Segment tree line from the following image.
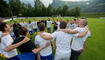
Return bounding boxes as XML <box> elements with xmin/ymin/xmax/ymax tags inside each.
<box><xmin>0</xmin><ymin>0</ymin><xmax>81</xmax><ymax>17</ymax></box>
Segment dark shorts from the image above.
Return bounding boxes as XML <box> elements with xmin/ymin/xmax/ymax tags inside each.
<box><xmin>6</xmin><ymin>55</ymin><xmax>20</xmax><ymax>60</ymax></box>
<box><xmin>29</xmin><ymin>31</ymin><xmax>33</xmax><ymax>35</ymax></box>
<box><xmin>33</xmin><ymin>28</ymin><xmax>37</xmax><ymax>32</ymax></box>
<box><xmin>40</xmin><ymin>53</ymin><xmax>53</xmax><ymax>60</ymax></box>
<box><xmin>20</xmin><ymin>52</ymin><xmax>35</xmax><ymax>60</ymax></box>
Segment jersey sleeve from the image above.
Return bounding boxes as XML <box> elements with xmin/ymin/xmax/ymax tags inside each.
<box><xmin>3</xmin><ymin>37</ymin><xmax>13</xmax><ymax>46</ymax></box>
<box><xmin>35</xmin><ymin>37</ymin><xmax>39</xmax><ymax>45</ymax></box>
<box><xmin>51</xmin><ymin>32</ymin><xmax>57</xmax><ymax>39</ymax></box>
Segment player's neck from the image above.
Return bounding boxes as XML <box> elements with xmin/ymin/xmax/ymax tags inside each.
<box><xmin>79</xmin><ymin>25</ymin><xmax>85</xmax><ymax>28</ymax></box>
<box><xmin>40</xmin><ymin>31</ymin><xmax>45</xmax><ymax>33</ymax></box>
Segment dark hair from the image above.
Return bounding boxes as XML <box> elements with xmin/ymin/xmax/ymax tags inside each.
<box><xmin>38</xmin><ymin>22</ymin><xmax>46</xmax><ymax>31</ymax></box>
<box><xmin>29</xmin><ymin>21</ymin><xmax>31</xmax><ymax>24</ymax></box>
<box><xmin>18</xmin><ymin>27</ymin><xmax>28</xmax><ymax>35</ymax></box>
<box><xmin>0</xmin><ymin>22</ymin><xmax>7</xmax><ymax>32</ymax></box>
<box><xmin>60</xmin><ymin>21</ymin><xmax>67</xmax><ymax>29</ymax></box>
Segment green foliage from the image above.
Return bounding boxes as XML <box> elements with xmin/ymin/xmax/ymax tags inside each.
<box><xmin>0</xmin><ymin>0</ymin><xmax>81</xmax><ymax>17</ymax></box>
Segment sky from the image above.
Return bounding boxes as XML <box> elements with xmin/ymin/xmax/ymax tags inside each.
<box><xmin>5</xmin><ymin>0</ymin><xmax>89</xmax><ymax>7</ymax></box>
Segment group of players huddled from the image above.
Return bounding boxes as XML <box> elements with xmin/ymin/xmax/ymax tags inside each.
<box><xmin>0</xmin><ymin>17</ymin><xmax>91</xmax><ymax>60</ymax></box>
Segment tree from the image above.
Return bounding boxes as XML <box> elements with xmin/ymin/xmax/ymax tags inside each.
<box><xmin>62</xmin><ymin>5</ymin><xmax>69</xmax><ymax>16</ymax></box>
<box><xmin>0</xmin><ymin>0</ymin><xmax>10</xmax><ymax>17</ymax></box>
<box><xmin>8</xmin><ymin>0</ymin><xmax>23</xmax><ymax>16</ymax></box>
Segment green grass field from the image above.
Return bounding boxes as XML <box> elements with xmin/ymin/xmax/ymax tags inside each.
<box><xmin>0</xmin><ymin>17</ymin><xmax>105</xmax><ymax>60</ymax></box>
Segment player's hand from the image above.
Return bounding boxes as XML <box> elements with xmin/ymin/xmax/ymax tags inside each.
<box><xmin>44</xmin><ymin>42</ymin><xmax>50</xmax><ymax>47</ymax></box>
<box><xmin>2</xmin><ymin>32</ymin><xmax>9</xmax><ymax>37</ymax></box>
<box><xmin>82</xmin><ymin>49</ymin><xmax>85</xmax><ymax>54</ymax></box>
<box><xmin>57</xmin><ymin>29</ymin><xmax>63</xmax><ymax>31</ymax></box>
<box><xmin>22</xmin><ymin>37</ymin><xmax>30</xmax><ymax>43</ymax></box>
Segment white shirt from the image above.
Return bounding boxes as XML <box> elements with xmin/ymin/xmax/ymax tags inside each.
<box><xmin>47</xmin><ymin>21</ymin><xmax>52</xmax><ymax>28</ymax></box>
<box><xmin>20</xmin><ymin>22</ymin><xmax>28</xmax><ymax>28</ymax></box>
<box><xmin>32</xmin><ymin>22</ymin><xmax>37</xmax><ymax>29</ymax></box>
<box><xmin>51</xmin><ymin>31</ymin><xmax>78</xmax><ymax>57</ymax></box>
<box><xmin>10</xmin><ymin>27</ymin><xmax>15</xmax><ymax>36</ymax></box>
<box><xmin>0</xmin><ymin>35</ymin><xmax>18</xmax><ymax>58</ymax></box>
<box><xmin>66</xmin><ymin>23</ymin><xmax>71</xmax><ymax>29</ymax></box>
<box><xmin>28</xmin><ymin>23</ymin><xmax>32</xmax><ymax>31</ymax></box>
<box><xmin>70</xmin><ymin>23</ymin><xmax>78</xmax><ymax>29</ymax></box>
<box><xmin>57</xmin><ymin>22</ymin><xmax>60</xmax><ymax>29</ymax></box>
<box><xmin>71</xmin><ymin>27</ymin><xmax>90</xmax><ymax>51</ymax></box>
<box><xmin>35</xmin><ymin>32</ymin><xmax>52</xmax><ymax>56</ymax></box>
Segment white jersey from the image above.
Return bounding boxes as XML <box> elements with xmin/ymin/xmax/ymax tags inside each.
<box><xmin>51</xmin><ymin>31</ymin><xmax>78</xmax><ymax>57</ymax></box>
<box><xmin>66</xmin><ymin>23</ymin><xmax>71</xmax><ymax>29</ymax></box>
<box><xmin>71</xmin><ymin>27</ymin><xmax>90</xmax><ymax>51</ymax></box>
<box><xmin>0</xmin><ymin>34</ymin><xmax>18</xmax><ymax>58</ymax></box>
<box><xmin>47</xmin><ymin>21</ymin><xmax>52</xmax><ymax>28</ymax></box>
<box><xmin>35</xmin><ymin>32</ymin><xmax>52</xmax><ymax>56</ymax></box>
<box><xmin>10</xmin><ymin>27</ymin><xmax>15</xmax><ymax>36</ymax></box>
<box><xmin>32</xmin><ymin>22</ymin><xmax>37</xmax><ymax>29</ymax></box>
<box><xmin>20</xmin><ymin>22</ymin><xmax>28</xmax><ymax>28</ymax></box>
<box><xmin>69</xmin><ymin>23</ymin><xmax>78</xmax><ymax>29</ymax></box>
<box><xmin>57</xmin><ymin>22</ymin><xmax>60</xmax><ymax>29</ymax></box>
<box><xmin>28</xmin><ymin>23</ymin><xmax>32</xmax><ymax>31</ymax></box>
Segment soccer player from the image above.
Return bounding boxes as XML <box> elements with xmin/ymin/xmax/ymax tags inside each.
<box><xmin>58</xmin><ymin>19</ymin><xmax>91</xmax><ymax>60</ymax></box>
<box><xmin>66</xmin><ymin>19</ymin><xmax>71</xmax><ymax>29</ymax></box>
<box><xmin>20</xmin><ymin>19</ymin><xmax>28</xmax><ymax>28</ymax></box>
<box><xmin>38</xmin><ymin>21</ymin><xmax>88</xmax><ymax>60</ymax></box>
<box><xmin>28</xmin><ymin>21</ymin><xmax>33</xmax><ymax>38</ymax></box>
<box><xmin>10</xmin><ymin>24</ymin><xmax>16</xmax><ymax>39</ymax></box>
<box><xmin>52</xmin><ymin>20</ymin><xmax>57</xmax><ymax>32</ymax></box>
<box><xmin>4</xmin><ymin>27</ymin><xmax>50</xmax><ymax>60</ymax></box>
<box><xmin>35</xmin><ymin>22</ymin><xmax>53</xmax><ymax>60</ymax></box>
<box><xmin>56</xmin><ymin>19</ymin><xmax>60</xmax><ymax>29</ymax></box>
<box><xmin>47</xmin><ymin>18</ymin><xmax>52</xmax><ymax>33</ymax></box>
<box><xmin>32</xmin><ymin>19</ymin><xmax>38</xmax><ymax>32</ymax></box>
<box><xmin>13</xmin><ymin>22</ymin><xmax>21</xmax><ymax>38</ymax></box>
<box><xmin>0</xmin><ymin>22</ymin><xmax>31</xmax><ymax>60</ymax></box>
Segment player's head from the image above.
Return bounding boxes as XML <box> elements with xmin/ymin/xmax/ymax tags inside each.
<box><xmin>60</xmin><ymin>21</ymin><xmax>67</xmax><ymax>29</ymax></box>
<box><xmin>21</xmin><ymin>19</ymin><xmax>24</xmax><ymax>22</ymax></box>
<box><xmin>39</xmin><ymin>18</ymin><xmax>41</xmax><ymax>22</ymax></box>
<box><xmin>28</xmin><ymin>21</ymin><xmax>31</xmax><ymax>24</ymax></box>
<box><xmin>18</xmin><ymin>27</ymin><xmax>28</xmax><ymax>36</ymax></box>
<box><xmin>66</xmin><ymin>19</ymin><xmax>69</xmax><ymax>23</ymax></box>
<box><xmin>48</xmin><ymin>17</ymin><xmax>50</xmax><ymax>21</ymax></box>
<box><xmin>38</xmin><ymin>22</ymin><xmax>46</xmax><ymax>32</ymax></box>
<box><xmin>0</xmin><ymin>18</ymin><xmax>4</xmax><ymax>23</ymax></box>
<box><xmin>34</xmin><ymin>18</ymin><xmax>36</xmax><ymax>21</ymax></box>
<box><xmin>0</xmin><ymin>22</ymin><xmax>10</xmax><ymax>32</ymax></box>
<box><xmin>78</xmin><ymin>19</ymin><xmax>88</xmax><ymax>27</ymax></box>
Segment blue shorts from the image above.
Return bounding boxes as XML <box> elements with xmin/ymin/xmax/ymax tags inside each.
<box><xmin>11</xmin><ymin>35</ymin><xmax>16</xmax><ymax>38</ymax></box>
<box><xmin>33</xmin><ymin>28</ymin><xmax>37</xmax><ymax>32</ymax></box>
<box><xmin>29</xmin><ymin>31</ymin><xmax>33</xmax><ymax>35</ymax></box>
<box><xmin>6</xmin><ymin>55</ymin><xmax>20</xmax><ymax>60</ymax></box>
<box><xmin>40</xmin><ymin>53</ymin><xmax>53</xmax><ymax>60</ymax></box>
<box><xmin>20</xmin><ymin>52</ymin><xmax>35</xmax><ymax>60</ymax></box>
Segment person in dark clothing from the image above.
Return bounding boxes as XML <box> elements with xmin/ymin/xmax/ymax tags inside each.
<box><xmin>13</xmin><ymin>22</ymin><xmax>21</xmax><ymax>38</ymax></box>
<box><xmin>52</xmin><ymin>21</ymin><xmax>57</xmax><ymax>32</ymax></box>
<box><xmin>4</xmin><ymin>27</ymin><xmax>50</xmax><ymax>60</ymax></box>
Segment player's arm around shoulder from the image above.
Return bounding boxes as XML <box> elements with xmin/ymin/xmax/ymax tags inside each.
<box><xmin>38</xmin><ymin>32</ymin><xmax>53</xmax><ymax>40</ymax></box>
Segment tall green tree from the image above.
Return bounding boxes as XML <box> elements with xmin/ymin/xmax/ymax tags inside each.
<box><xmin>0</xmin><ymin>0</ymin><xmax>10</xmax><ymax>17</ymax></box>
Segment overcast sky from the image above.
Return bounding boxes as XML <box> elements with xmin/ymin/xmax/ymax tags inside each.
<box><xmin>5</xmin><ymin>0</ymin><xmax>89</xmax><ymax>7</ymax></box>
